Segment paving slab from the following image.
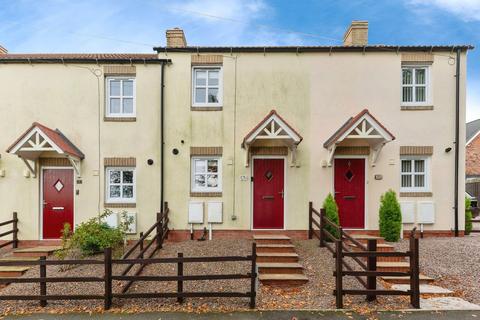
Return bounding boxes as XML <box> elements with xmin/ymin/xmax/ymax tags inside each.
<box><xmin>392</xmin><ymin>284</ymin><xmax>453</xmax><ymax>294</ymax></box>
<box><xmin>420</xmin><ymin>297</ymin><xmax>480</xmax><ymax>310</ymax></box>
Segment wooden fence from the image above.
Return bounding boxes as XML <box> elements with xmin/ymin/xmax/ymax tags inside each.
<box><xmin>0</xmin><ymin>244</ymin><xmax>257</xmax><ymax>309</ymax></box>
<box><xmin>308</xmin><ymin>202</ymin><xmax>420</xmax><ymax>309</ymax></box>
<box><xmin>0</xmin><ymin>212</ymin><xmax>18</xmax><ymax>250</ymax></box>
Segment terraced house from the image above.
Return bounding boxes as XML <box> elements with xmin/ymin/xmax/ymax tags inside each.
<box><xmin>0</xmin><ymin>21</ymin><xmax>473</xmax><ymax>244</ymax></box>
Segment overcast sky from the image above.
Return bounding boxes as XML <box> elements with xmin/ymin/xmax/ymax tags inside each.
<box><xmin>1</xmin><ymin>0</ymin><xmax>478</xmax><ymax>121</ymax></box>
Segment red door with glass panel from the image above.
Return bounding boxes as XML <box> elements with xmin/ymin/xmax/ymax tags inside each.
<box><xmin>253</xmin><ymin>159</ymin><xmax>284</xmax><ymax>229</ymax></box>
<box><xmin>334</xmin><ymin>159</ymin><xmax>365</xmax><ymax>229</ymax></box>
<box><xmin>42</xmin><ymin>169</ymin><xmax>74</xmax><ymax>239</ymax></box>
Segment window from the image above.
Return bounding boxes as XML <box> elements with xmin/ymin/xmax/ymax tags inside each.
<box><xmin>400</xmin><ymin>158</ymin><xmax>429</xmax><ymax>192</ymax></box>
<box><xmin>402</xmin><ymin>67</ymin><xmax>429</xmax><ymax>105</ymax></box>
<box><xmin>106</xmin><ymin>77</ymin><xmax>135</xmax><ymax>117</ymax></box>
<box><xmin>106</xmin><ymin>167</ymin><xmax>136</xmax><ymax>203</ymax></box>
<box><xmin>192</xmin><ymin>67</ymin><xmax>222</xmax><ymax>107</ymax></box>
<box><xmin>191</xmin><ymin>157</ymin><xmax>222</xmax><ymax>192</ymax></box>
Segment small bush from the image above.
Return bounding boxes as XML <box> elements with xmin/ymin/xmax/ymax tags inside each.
<box><xmin>465</xmin><ymin>197</ymin><xmax>473</xmax><ymax>235</ymax></box>
<box><xmin>323</xmin><ymin>193</ymin><xmax>340</xmax><ymax>240</ymax></box>
<box><xmin>58</xmin><ymin>210</ymin><xmax>132</xmax><ymax>257</ymax></box>
<box><xmin>379</xmin><ymin>190</ymin><xmax>402</xmax><ymax>242</ymax></box>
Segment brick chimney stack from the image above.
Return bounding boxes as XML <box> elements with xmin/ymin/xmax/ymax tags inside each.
<box><xmin>343</xmin><ymin>21</ymin><xmax>368</xmax><ymax>46</ymax></box>
<box><xmin>0</xmin><ymin>45</ymin><xmax>7</xmax><ymax>54</ymax></box>
<box><xmin>166</xmin><ymin>28</ymin><xmax>187</xmax><ymax>48</ymax></box>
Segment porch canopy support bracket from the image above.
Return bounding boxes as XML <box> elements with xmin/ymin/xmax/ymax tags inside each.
<box><xmin>21</xmin><ymin>158</ymin><xmax>37</xmax><ymax>178</ymax></box>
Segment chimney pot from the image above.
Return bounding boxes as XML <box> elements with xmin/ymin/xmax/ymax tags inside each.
<box><xmin>0</xmin><ymin>45</ymin><xmax>7</xmax><ymax>54</ymax></box>
<box><xmin>343</xmin><ymin>21</ymin><xmax>368</xmax><ymax>46</ymax></box>
<box><xmin>166</xmin><ymin>28</ymin><xmax>187</xmax><ymax>48</ymax></box>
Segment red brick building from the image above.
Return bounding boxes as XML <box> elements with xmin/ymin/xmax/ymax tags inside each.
<box><xmin>466</xmin><ymin>119</ymin><xmax>480</xmax><ymax>201</ymax></box>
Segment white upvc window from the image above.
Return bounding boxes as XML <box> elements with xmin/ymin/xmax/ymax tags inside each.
<box><xmin>106</xmin><ymin>167</ymin><xmax>136</xmax><ymax>203</ymax></box>
<box><xmin>401</xmin><ymin>66</ymin><xmax>430</xmax><ymax>105</ymax></box>
<box><xmin>192</xmin><ymin>67</ymin><xmax>222</xmax><ymax>107</ymax></box>
<box><xmin>191</xmin><ymin>157</ymin><xmax>222</xmax><ymax>192</ymax></box>
<box><xmin>106</xmin><ymin>77</ymin><xmax>136</xmax><ymax>117</ymax></box>
<box><xmin>400</xmin><ymin>157</ymin><xmax>430</xmax><ymax>192</ymax></box>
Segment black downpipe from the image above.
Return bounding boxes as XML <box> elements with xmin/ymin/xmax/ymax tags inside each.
<box><xmin>160</xmin><ymin>62</ymin><xmax>165</xmax><ymax>212</ymax></box>
<box><xmin>454</xmin><ymin>48</ymin><xmax>461</xmax><ymax>237</ymax></box>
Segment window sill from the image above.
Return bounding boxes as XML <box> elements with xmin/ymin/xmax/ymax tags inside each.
<box><xmin>399</xmin><ymin>192</ymin><xmax>433</xmax><ymax>197</ymax></box>
<box><xmin>400</xmin><ymin>105</ymin><xmax>434</xmax><ymax>111</ymax></box>
<box><xmin>190</xmin><ymin>192</ymin><xmax>222</xmax><ymax>197</ymax></box>
<box><xmin>104</xmin><ymin>203</ymin><xmax>136</xmax><ymax>208</ymax></box>
<box><xmin>104</xmin><ymin>117</ymin><xmax>136</xmax><ymax>122</ymax></box>
<box><xmin>191</xmin><ymin>106</ymin><xmax>223</xmax><ymax>111</ymax></box>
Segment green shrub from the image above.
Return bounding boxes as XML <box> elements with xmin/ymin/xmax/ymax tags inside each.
<box><xmin>59</xmin><ymin>210</ymin><xmax>132</xmax><ymax>257</ymax></box>
<box><xmin>379</xmin><ymin>190</ymin><xmax>402</xmax><ymax>242</ymax></box>
<box><xmin>465</xmin><ymin>197</ymin><xmax>473</xmax><ymax>235</ymax></box>
<box><xmin>323</xmin><ymin>193</ymin><xmax>340</xmax><ymax>240</ymax></box>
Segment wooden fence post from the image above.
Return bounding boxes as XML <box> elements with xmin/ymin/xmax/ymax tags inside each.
<box><xmin>250</xmin><ymin>242</ymin><xmax>257</xmax><ymax>309</ymax></box>
<box><xmin>104</xmin><ymin>247</ymin><xmax>112</xmax><ymax>310</ymax></box>
<box><xmin>177</xmin><ymin>252</ymin><xmax>184</xmax><ymax>303</ymax></box>
<box><xmin>308</xmin><ymin>202</ymin><xmax>313</xmax><ymax>239</ymax></box>
<box><xmin>39</xmin><ymin>256</ymin><xmax>47</xmax><ymax>307</ymax></box>
<box><xmin>157</xmin><ymin>212</ymin><xmax>163</xmax><ymax>248</ymax></box>
<box><xmin>139</xmin><ymin>232</ymin><xmax>144</xmax><ymax>259</ymax></box>
<box><xmin>12</xmin><ymin>212</ymin><xmax>18</xmax><ymax>249</ymax></box>
<box><xmin>335</xmin><ymin>240</ymin><xmax>343</xmax><ymax>309</ymax></box>
<box><xmin>409</xmin><ymin>232</ymin><xmax>420</xmax><ymax>308</ymax></box>
<box><xmin>366</xmin><ymin>239</ymin><xmax>377</xmax><ymax>301</ymax></box>
<box><xmin>319</xmin><ymin>208</ymin><xmax>325</xmax><ymax>247</ymax></box>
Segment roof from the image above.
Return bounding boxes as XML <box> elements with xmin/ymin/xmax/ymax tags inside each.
<box><xmin>0</xmin><ymin>53</ymin><xmax>169</xmax><ymax>64</ymax></box>
<box><xmin>154</xmin><ymin>44</ymin><xmax>474</xmax><ymax>54</ymax></box>
<box><xmin>323</xmin><ymin>109</ymin><xmax>395</xmax><ymax>148</ymax></box>
<box><xmin>467</xmin><ymin>119</ymin><xmax>480</xmax><ymax>145</ymax></box>
<box><xmin>7</xmin><ymin>122</ymin><xmax>84</xmax><ymax>159</ymax></box>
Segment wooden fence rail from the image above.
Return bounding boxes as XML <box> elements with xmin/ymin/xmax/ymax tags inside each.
<box><xmin>0</xmin><ymin>243</ymin><xmax>257</xmax><ymax>309</ymax></box>
<box><xmin>0</xmin><ymin>212</ymin><xmax>18</xmax><ymax>250</ymax></box>
<box><xmin>308</xmin><ymin>201</ymin><xmax>420</xmax><ymax>309</ymax></box>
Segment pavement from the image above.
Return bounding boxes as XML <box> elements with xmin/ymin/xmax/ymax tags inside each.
<box><xmin>4</xmin><ymin>310</ymin><xmax>480</xmax><ymax>320</ymax></box>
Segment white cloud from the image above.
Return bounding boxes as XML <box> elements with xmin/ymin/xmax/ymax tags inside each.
<box><xmin>406</xmin><ymin>0</ymin><xmax>480</xmax><ymax>22</ymax></box>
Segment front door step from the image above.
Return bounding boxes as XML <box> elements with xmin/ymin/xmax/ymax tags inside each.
<box><xmin>259</xmin><ymin>274</ymin><xmax>309</xmax><ymax>286</ymax></box>
<box><xmin>12</xmin><ymin>246</ymin><xmax>61</xmax><ymax>257</ymax></box>
<box><xmin>253</xmin><ymin>235</ymin><xmax>291</xmax><ymax>245</ymax></box>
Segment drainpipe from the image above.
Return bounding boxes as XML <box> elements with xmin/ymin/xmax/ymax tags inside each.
<box><xmin>454</xmin><ymin>47</ymin><xmax>461</xmax><ymax>237</ymax></box>
<box><xmin>160</xmin><ymin>62</ymin><xmax>165</xmax><ymax>211</ymax></box>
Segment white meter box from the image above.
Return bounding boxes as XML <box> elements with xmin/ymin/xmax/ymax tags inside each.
<box><xmin>207</xmin><ymin>201</ymin><xmax>223</xmax><ymax>223</ymax></box>
<box><xmin>417</xmin><ymin>201</ymin><xmax>435</xmax><ymax>224</ymax></box>
<box><xmin>400</xmin><ymin>201</ymin><xmax>415</xmax><ymax>224</ymax></box>
<box><xmin>189</xmin><ymin>202</ymin><xmax>204</xmax><ymax>223</ymax></box>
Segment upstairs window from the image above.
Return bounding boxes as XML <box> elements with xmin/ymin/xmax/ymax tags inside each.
<box><xmin>192</xmin><ymin>67</ymin><xmax>222</xmax><ymax>107</ymax></box>
<box><xmin>400</xmin><ymin>157</ymin><xmax>429</xmax><ymax>192</ymax></box>
<box><xmin>402</xmin><ymin>67</ymin><xmax>429</xmax><ymax>105</ymax></box>
<box><xmin>191</xmin><ymin>157</ymin><xmax>222</xmax><ymax>192</ymax></box>
<box><xmin>106</xmin><ymin>77</ymin><xmax>136</xmax><ymax>117</ymax></box>
<box><xmin>106</xmin><ymin>167</ymin><xmax>136</xmax><ymax>203</ymax></box>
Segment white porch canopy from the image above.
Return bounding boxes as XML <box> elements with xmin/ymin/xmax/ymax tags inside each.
<box><xmin>7</xmin><ymin>122</ymin><xmax>84</xmax><ymax>177</ymax></box>
<box><xmin>242</xmin><ymin>110</ymin><xmax>303</xmax><ymax>166</ymax></box>
<box><xmin>323</xmin><ymin>109</ymin><xmax>395</xmax><ymax>167</ymax></box>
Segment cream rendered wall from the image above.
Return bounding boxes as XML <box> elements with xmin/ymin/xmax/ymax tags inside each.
<box><xmin>0</xmin><ymin>63</ymin><xmax>162</xmax><ymax>240</ymax></box>
<box><xmin>160</xmin><ymin>50</ymin><xmax>467</xmax><ymax>232</ymax></box>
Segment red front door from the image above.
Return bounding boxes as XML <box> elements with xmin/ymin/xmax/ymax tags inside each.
<box><xmin>253</xmin><ymin>159</ymin><xmax>284</xmax><ymax>229</ymax></box>
<box><xmin>334</xmin><ymin>158</ymin><xmax>365</xmax><ymax>229</ymax></box>
<box><xmin>42</xmin><ymin>169</ymin><xmax>74</xmax><ymax>239</ymax></box>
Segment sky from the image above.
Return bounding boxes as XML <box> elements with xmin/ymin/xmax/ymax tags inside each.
<box><xmin>0</xmin><ymin>0</ymin><xmax>479</xmax><ymax>121</ymax></box>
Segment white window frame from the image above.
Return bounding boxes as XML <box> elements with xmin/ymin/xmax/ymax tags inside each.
<box><xmin>191</xmin><ymin>66</ymin><xmax>223</xmax><ymax>108</ymax></box>
<box><xmin>106</xmin><ymin>76</ymin><xmax>136</xmax><ymax>117</ymax></box>
<box><xmin>191</xmin><ymin>157</ymin><xmax>222</xmax><ymax>193</ymax></box>
<box><xmin>106</xmin><ymin>167</ymin><xmax>136</xmax><ymax>203</ymax></box>
<box><xmin>400</xmin><ymin>157</ymin><xmax>430</xmax><ymax>192</ymax></box>
<box><xmin>401</xmin><ymin>66</ymin><xmax>431</xmax><ymax>106</ymax></box>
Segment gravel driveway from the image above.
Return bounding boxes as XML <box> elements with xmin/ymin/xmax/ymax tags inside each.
<box><xmin>392</xmin><ymin>234</ymin><xmax>480</xmax><ymax>305</ymax></box>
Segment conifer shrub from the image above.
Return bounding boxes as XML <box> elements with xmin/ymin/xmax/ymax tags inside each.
<box><xmin>323</xmin><ymin>193</ymin><xmax>340</xmax><ymax>240</ymax></box>
<box><xmin>465</xmin><ymin>197</ymin><xmax>473</xmax><ymax>235</ymax></box>
<box><xmin>379</xmin><ymin>190</ymin><xmax>402</xmax><ymax>242</ymax></box>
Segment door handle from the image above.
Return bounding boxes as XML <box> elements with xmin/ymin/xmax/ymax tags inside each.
<box><xmin>52</xmin><ymin>207</ymin><xmax>65</xmax><ymax>210</ymax></box>
<box><xmin>278</xmin><ymin>189</ymin><xmax>284</xmax><ymax>199</ymax></box>
<box><xmin>262</xmin><ymin>195</ymin><xmax>274</xmax><ymax>200</ymax></box>
<box><xmin>343</xmin><ymin>196</ymin><xmax>356</xmax><ymax>200</ymax></box>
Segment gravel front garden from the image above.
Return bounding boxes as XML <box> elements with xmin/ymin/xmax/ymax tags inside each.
<box><xmin>0</xmin><ymin>236</ymin><xmax>478</xmax><ymax>315</ymax></box>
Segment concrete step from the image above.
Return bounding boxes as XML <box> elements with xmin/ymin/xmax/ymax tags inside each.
<box><xmin>257</xmin><ymin>262</ymin><xmax>304</xmax><ymax>274</ymax></box>
<box><xmin>259</xmin><ymin>273</ymin><xmax>308</xmax><ymax>287</ymax></box>
<box><xmin>256</xmin><ymin>244</ymin><xmax>296</xmax><ymax>253</ymax></box>
<box><xmin>377</xmin><ymin>261</ymin><xmax>410</xmax><ymax>273</ymax></box>
<box><xmin>253</xmin><ymin>235</ymin><xmax>291</xmax><ymax>245</ymax></box>
<box><xmin>0</xmin><ymin>266</ymin><xmax>30</xmax><ymax>277</ymax></box>
<box><xmin>256</xmin><ymin>252</ymin><xmax>299</xmax><ymax>263</ymax></box>
<box><xmin>382</xmin><ymin>274</ymin><xmax>435</xmax><ymax>284</ymax></box>
<box><xmin>12</xmin><ymin>246</ymin><xmax>61</xmax><ymax>258</ymax></box>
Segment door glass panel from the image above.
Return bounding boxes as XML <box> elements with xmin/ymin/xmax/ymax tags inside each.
<box><xmin>54</xmin><ymin>180</ymin><xmax>64</xmax><ymax>192</ymax></box>
<box><xmin>345</xmin><ymin>169</ymin><xmax>354</xmax><ymax>182</ymax></box>
<box><xmin>265</xmin><ymin>170</ymin><xmax>273</xmax><ymax>181</ymax></box>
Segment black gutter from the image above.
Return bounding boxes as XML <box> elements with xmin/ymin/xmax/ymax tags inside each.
<box><xmin>160</xmin><ymin>61</ymin><xmax>166</xmax><ymax>211</ymax></box>
<box><xmin>153</xmin><ymin>45</ymin><xmax>474</xmax><ymax>54</ymax></box>
<box><xmin>454</xmin><ymin>48</ymin><xmax>461</xmax><ymax>237</ymax></box>
<box><xmin>0</xmin><ymin>58</ymin><xmax>170</xmax><ymax>64</ymax></box>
